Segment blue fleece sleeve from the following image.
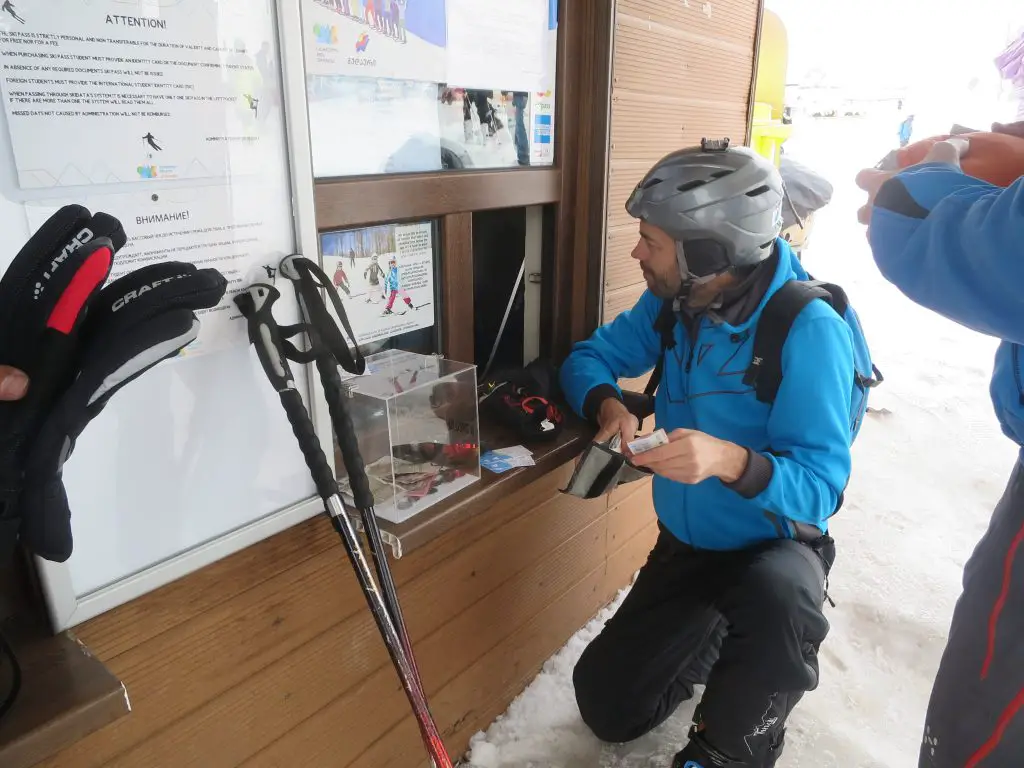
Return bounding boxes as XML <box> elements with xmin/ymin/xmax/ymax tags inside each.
<box><xmin>559</xmin><ymin>291</ymin><xmax>664</xmax><ymax>417</ymax></box>
<box><xmin>747</xmin><ymin>313</ymin><xmax>854</xmax><ymax>528</ymax></box>
<box><xmin>869</xmin><ymin>163</ymin><xmax>1024</xmax><ymax>345</ymax></box>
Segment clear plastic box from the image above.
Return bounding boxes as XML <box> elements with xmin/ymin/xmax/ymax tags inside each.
<box><xmin>336</xmin><ymin>350</ymin><xmax>481</xmax><ymax>524</ymax></box>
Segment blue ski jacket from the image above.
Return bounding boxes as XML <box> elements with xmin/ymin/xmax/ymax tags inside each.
<box><xmin>869</xmin><ymin>162</ymin><xmax>1024</xmax><ymax>458</ymax></box>
<box><xmin>560</xmin><ymin>240</ymin><xmax>855</xmax><ymax>551</ymax></box>
<box><xmin>385</xmin><ymin>266</ymin><xmax>400</xmax><ymax>293</ymax></box>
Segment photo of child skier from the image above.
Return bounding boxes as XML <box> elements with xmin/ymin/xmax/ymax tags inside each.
<box><xmin>333</xmin><ymin>261</ymin><xmax>351</xmax><ymax>296</ymax></box>
<box><xmin>364</xmin><ymin>253</ymin><xmax>387</xmax><ymax>303</ymax></box>
<box><xmin>382</xmin><ymin>255</ymin><xmax>415</xmax><ymax>316</ymax></box>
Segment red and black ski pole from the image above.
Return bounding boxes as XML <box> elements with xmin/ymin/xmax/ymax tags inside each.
<box><xmin>278</xmin><ymin>256</ymin><xmax>433</xmax><ymax>701</ymax></box>
<box><xmin>234</xmin><ymin>282</ymin><xmax>452</xmax><ymax>768</ymax></box>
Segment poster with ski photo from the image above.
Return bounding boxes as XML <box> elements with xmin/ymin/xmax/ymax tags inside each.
<box><xmin>320</xmin><ymin>221</ymin><xmax>435</xmax><ymax>345</ymax></box>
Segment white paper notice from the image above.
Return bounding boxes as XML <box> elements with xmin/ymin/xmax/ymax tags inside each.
<box><xmin>445</xmin><ymin>0</ymin><xmax>547</xmax><ymax>92</ymax></box>
<box><xmin>320</xmin><ymin>221</ymin><xmax>436</xmax><ymax>346</ymax></box>
<box><xmin>0</xmin><ymin>0</ymin><xmax>283</xmax><ymax>190</ymax></box>
<box><xmin>303</xmin><ymin>0</ymin><xmax>447</xmax><ymax>84</ymax></box>
<box><xmin>24</xmin><ymin>180</ymin><xmax>294</xmax><ymax>356</ymax></box>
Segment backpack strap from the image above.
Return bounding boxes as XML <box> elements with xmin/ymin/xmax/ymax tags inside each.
<box><xmin>644</xmin><ymin>299</ymin><xmax>677</xmax><ymax>397</ymax></box>
<box><xmin>744</xmin><ymin>280</ymin><xmax>834</xmax><ymax>403</ymax></box>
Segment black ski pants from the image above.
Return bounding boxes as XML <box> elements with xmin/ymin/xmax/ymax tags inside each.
<box><xmin>574</xmin><ymin>525</ymin><xmax>834</xmax><ymax>763</ymax></box>
<box><xmin>919</xmin><ymin>463</ymin><xmax>1024</xmax><ymax>767</ymax></box>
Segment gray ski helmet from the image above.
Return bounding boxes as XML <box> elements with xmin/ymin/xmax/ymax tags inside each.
<box><xmin>625</xmin><ymin>142</ymin><xmax>785</xmax><ymax>279</ymax></box>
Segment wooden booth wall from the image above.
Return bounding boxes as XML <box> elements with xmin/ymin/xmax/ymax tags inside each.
<box><xmin>36</xmin><ymin>466</ymin><xmax>656</xmax><ymax>768</ymax></box>
<box><xmin>604</xmin><ymin>0</ymin><xmax>764</xmax><ymax>326</ymax></box>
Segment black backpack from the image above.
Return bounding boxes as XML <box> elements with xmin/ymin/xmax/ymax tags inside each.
<box><xmin>625</xmin><ymin>280</ymin><xmax>883</xmax><ymax>436</ymax></box>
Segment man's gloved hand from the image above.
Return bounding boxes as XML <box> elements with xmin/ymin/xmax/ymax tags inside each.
<box><xmin>0</xmin><ymin>205</ymin><xmax>227</xmax><ymax>562</ymax></box>
<box><xmin>0</xmin><ymin>368</ymin><xmax>27</xmax><ymax>401</ymax></box>
<box><xmin>855</xmin><ymin>138</ymin><xmax>970</xmax><ymax>229</ymax></box>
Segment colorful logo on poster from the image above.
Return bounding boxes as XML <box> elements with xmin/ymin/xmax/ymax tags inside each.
<box><xmin>137</xmin><ymin>165</ymin><xmax>158</xmax><ymax>179</ymax></box>
<box><xmin>314</xmin><ymin>23</ymin><xmax>338</xmax><ymax>45</ymax></box>
<box><xmin>347</xmin><ymin>32</ymin><xmax>376</xmax><ymax>68</ymax></box>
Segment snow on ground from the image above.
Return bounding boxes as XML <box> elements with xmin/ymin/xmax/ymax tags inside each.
<box><xmin>464</xmin><ymin>116</ymin><xmax>1021</xmax><ymax>767</ymax></box>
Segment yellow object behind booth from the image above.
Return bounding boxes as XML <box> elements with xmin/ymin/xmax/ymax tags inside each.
<box><xmin>750</xmin><ymin>10</ymin><xmax>790</xmax><ymax>167</ymax></box>
<box><xmin>751</xmin><ymin>103</ymin><xmax>791</xmax><ymax>167</ymax></box>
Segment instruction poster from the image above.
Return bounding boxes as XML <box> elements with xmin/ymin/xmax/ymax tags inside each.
<box><xmin>304</xmin><ymin>0</ymin><xmax>447</xmax><ymax>84</ymax></box>
<box><xmin>0</xmin><ymin>0</ymin><xmax>283</xmax><ymax>190</ymax></box>
<box><xmin>6</xmin><ymin>0</ymin><xmax>296</xmax><ymax>358</ymax></box>
<box><xmin>320</xmin><ymin>221</ymin><xmax>435</xmax><ymax>346</ymax></box>
<box><xmin>23</xmin><ymin>180</ymin><xmax>295</xmax><ymax>357</ymax></box>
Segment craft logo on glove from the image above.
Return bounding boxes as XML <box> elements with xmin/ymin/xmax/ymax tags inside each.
<box><xmin>111</xmin><ymin>273</ymin><xmax>189</xmax><ymax>312</ymax></box>
<box><xmin>32</xmin><ymin>226</ymin><xmax>94</xmax><ymax>300</ymax></box>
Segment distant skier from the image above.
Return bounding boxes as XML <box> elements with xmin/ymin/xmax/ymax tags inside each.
<box><xmin>349</xmin><ymin>247</ymin><xmax>356</xmax><ymax>270</ymax></box>
<box><xmin>142</xmin><ymin>132</ymin><xmax>162</xmax><ymax>152</ymax></box>
<box><xmin>2</xmin><ymin>1</ymin><xmax>26</xmax><ymax>24</ymax></box>
<box><xmin>381</xmin><ymin>256</ymin><xmax>414</xmax><ymax>316</ymax></box>
<box><xmin>898</xmin><ymin>114</ymin><xmax>915</xmax><ymax>148</ymax></box>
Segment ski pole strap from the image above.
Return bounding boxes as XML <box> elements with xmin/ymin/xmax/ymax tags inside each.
<box><xmin>234</xmin><ymin>284</ymin><xmax>338</xmax><ymax>503</ymax></box>
<box><xmin>278</xmin><ymin>256</ymin><xmax>373</xmax><ymax>509</ymax></box>
<box><xmin>280</xmin><ymin>256</ymin><xmax>365</xmax><ymax>376</ymax></box>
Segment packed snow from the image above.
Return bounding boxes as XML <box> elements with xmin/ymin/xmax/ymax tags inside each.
<box><xmin>464</xmin><ymin>116</ymin><xmax>1020</xmax><ymax>767</ymax></box>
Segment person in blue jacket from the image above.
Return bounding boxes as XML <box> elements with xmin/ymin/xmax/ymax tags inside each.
<box><xmin>899</xmin><ymin>113</ymin><xmax>916</xmax><ymax>148</ymax></box>
<box><xmin>857</xmin><ymin>120</ymin><xmax>1024</xmax><ymax>768</ymax></box>
<box><xmin>561</xmin><ymin>144</ymin><xmax>856</xmax><ymax>768</ymax></box>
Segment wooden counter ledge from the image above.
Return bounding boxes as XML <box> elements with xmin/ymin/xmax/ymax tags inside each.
<box><xmin>0</xmin><ymin>615</ymin><xmax>129</xmax><ymax>768</ymax></box>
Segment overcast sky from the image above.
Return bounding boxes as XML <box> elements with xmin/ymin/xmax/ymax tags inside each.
<box><xmin>766</xmin><ymin>0</ymin><xmax>1023</xmax><ymax>93</ymax></box>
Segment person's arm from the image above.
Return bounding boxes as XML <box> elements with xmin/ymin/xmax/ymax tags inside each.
<box><xmin>559</xmin><ymin>290</ymin><xmax>664</xmax><ymax>421</ymax></box>
<box><xmin>869</xmin><ymin>163</ymin><xmax>1024</xmax><ymax>344</ymax></box>
<box><xmin>727</xmin><ymin>313</ymin><xmax>854</xmax><ymax>529</ymax></box>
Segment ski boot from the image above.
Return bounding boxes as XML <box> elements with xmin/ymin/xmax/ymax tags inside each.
<box><xmin>671</xmin><ymin>726</ymin><xmax>785</xmax><ymax>768</ymax></box>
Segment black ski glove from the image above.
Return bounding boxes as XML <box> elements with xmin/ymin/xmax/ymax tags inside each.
<box><xmin>0</xmin><ymin>206</ymin><xmax>227</xmax><ymax>562</ymax></box>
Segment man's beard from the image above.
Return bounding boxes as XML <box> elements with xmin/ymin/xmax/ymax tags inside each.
<box><xmin>642</xmin><ymin>266</ymin><xmax>680</xmax><ymax>299</ymax></box>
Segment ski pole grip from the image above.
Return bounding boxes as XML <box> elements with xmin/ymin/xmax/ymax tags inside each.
<box><xmin>234</xmin><ymin>284</ymin><xmax>294</xmax><ymax>394</ymax></box>
<box><xmin>317</xmin><ymin>357</ymin><xmax>374</xmax><ymax>510</ymax></box>
<box><xmin>280</xmin><ymin>388</ymin><xmax>339</xmax><ymax>502</ymax></box>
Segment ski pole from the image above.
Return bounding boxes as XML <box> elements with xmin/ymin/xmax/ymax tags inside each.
<box><xmin>279</xmin><ymin>255</ymin><xmax>433</xmax><ymax>705</ymax></box>
<box><xmin>234</xmin><ymin>284</ymin><xmax>452</xmax><ymax>768</ymax></box>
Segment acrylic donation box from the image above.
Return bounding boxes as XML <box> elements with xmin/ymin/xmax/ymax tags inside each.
<box><xmin>339</xmin><ymin>350</ymin><xmax>481</xmax><ymax>523</ymax></box>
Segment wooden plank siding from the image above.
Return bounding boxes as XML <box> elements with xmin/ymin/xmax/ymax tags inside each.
<box><xmin>603</xmin><ymin>0</ymin><xmax>761</xmax><ymax>323</ymax></box>
<box><xmin>37</xmin><ymin>464</ymin><xmax>657</xmax><ymax>768</ymax></box>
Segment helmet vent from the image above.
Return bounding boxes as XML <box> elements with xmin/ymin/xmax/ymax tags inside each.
<box><xmin>676</xmin><ymin>180</ymin><xmax>707</xmax><ymax>192</ymax></box>
<box><xmin>641</xmin><ymin>177</ymin><xmax>662</xmax><ymax>189</ymax></box>
<box><xmin>710</xmin><ymin>170</ymin><xmax>734</xmax><ymax>179</ymax></box>
<box><xmin>745</xmin><ymin>184</ymin><xmax>771</xmax><ymax>197</ymax></box>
